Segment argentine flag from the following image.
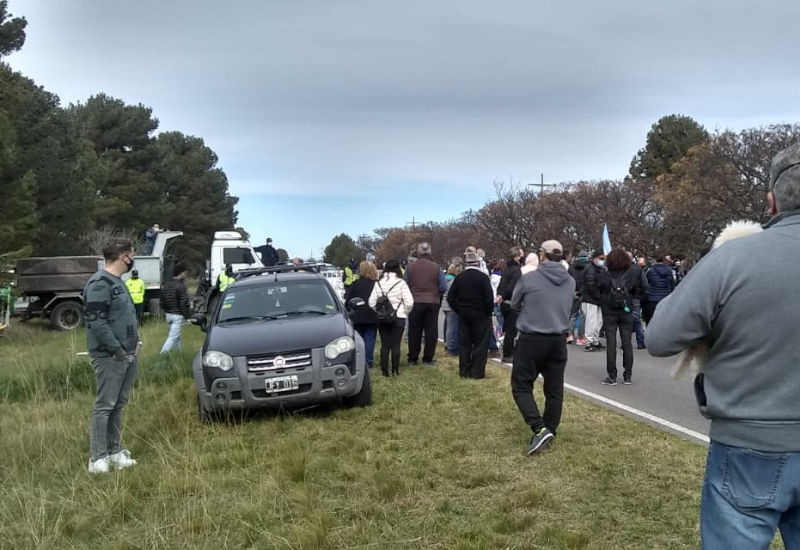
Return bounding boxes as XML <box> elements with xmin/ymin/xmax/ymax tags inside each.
<box><xmin>602</xmin><ymin>224</ymin><xmax>612</xmax><ymax>255</ymax></box>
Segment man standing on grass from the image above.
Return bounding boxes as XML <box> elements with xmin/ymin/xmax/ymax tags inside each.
<box><xmin>510</xmin><ymin>240</ymin><xmax>575</xmax><ymax>455</ymax></box>
<box><xmin>446</xmin><ymin>252</ymin><xmax>494</xmax><ymax>379</ymax></box>
<box><xmin>160</xmin><ymin>264</ymin><xmax>191</xmax><ymax>354</ymax></box>
<box><xmin>405</xmin><ymin>242</ymin><xmax>447</xmax><ymax>365</ymax></box>
<box><xmin>647</xmin><ymin>142</ymin><xmax>800</xmax><ymax>549</ymax></box>
<box><xmin>83</xmin><ymin>239</ymin><xmax>140</xmax><ymax>474</ymax></box>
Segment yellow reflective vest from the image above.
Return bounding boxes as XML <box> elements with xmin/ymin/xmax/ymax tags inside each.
<box><xmin>125</xmin><ymin>277</ymin><xmax>145</xmax><ymax>304</ymax></box>
<box><xmin>218</xmin><ymin>272</ymin><xmax>235</xmax><ymax>292</ymax></box>
<box><xmin>344</xmin><ymin>266</ymin><xmax>359</xmax><ymax>286</ymax></box>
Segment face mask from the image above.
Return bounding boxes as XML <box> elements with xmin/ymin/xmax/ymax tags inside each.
<box><xmin>596</xmin><ymin>259</ymin><xmax>605</xmax><ymax>268</ymax></box>
<box><xmin>123</xmin><ymin>255</ymin><xmax>134</xmax><ymax>273</ymax></box>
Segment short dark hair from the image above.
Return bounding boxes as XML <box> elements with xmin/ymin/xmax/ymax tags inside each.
<box><xmin>510</xmin><ymin>245</ymin><xmax>523</xmax><ymax>258</ymax></box>
<box><xmin>102</xmin><ymin>239</ymin><xmax>133</xmax><ymax>262</ymax></box>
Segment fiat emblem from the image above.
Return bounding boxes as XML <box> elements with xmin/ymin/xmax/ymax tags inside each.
<box><xmin>273</xmin><ymin>356</ymin><xmax>286</xmax><ymax>368</ymax></box>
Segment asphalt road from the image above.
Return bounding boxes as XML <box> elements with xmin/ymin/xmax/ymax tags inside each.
<box><xmin>437</xmin><ymin>312</ymin><xmax>710</xmax><ymax>444</ymax></box>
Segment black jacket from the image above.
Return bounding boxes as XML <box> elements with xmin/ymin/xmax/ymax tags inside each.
<box><xmin>497</xmin><ymin>257</ymin><xmax>522</xmax><ymax>302</ymax></box>
<box><xmin>254</xmin><ymin>244</ymin><xmax>279</xmax><ymax>266</ymax></box>
<box><xmin>581</xmin><ymin>262</ymin><xmax>604</xmax><ymax>305</ymax></box>
<box><xmin>344</xmin><ymin>277</ymin><xmax>377</xmax><ymax>325</ymax></box>
<box><xmin>161</xmin><ymin>278</ymin><xmax>190</xmax><ymax>317</ymax></box>
<box><xmin>597</xmin><ymin>267</ymin><xmax>642</xmax><ymax>313</ymax></box>
<box><xmin>568</xmin><ymin>261</ymin><xmax>589</xmax><ymax>297</ymax></box>
<box><xmin>447</xmin><ymin>268</ymin><xmax>494</xmax><ymax>316</ymax></box>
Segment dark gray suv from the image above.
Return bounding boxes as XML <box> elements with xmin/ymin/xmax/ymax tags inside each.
<box><xmin>193</xmin><ymin>265</ymin><xmax>371</xmax><ymax>421</ymax></box>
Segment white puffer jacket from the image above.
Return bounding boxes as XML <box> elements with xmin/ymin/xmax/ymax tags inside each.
<box><xmin>368</xmin><ymin>273</ymin><xmax>414</xmax><ymax>319</ymax></box>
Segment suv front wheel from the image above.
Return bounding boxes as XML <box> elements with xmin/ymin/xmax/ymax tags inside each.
<box><xmin>343</xmin><ymin>368</ymin><xmax>372</xmax><ymax>408</ymax></box>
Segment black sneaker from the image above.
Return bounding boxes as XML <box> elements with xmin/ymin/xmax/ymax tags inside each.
<box><xmin>422</xmin><ymin>360</ymin><xmax>436</xmax><ymax>366</ymax></box>
<box><xmin>622</xmin><ymin>377</ymin><xmax>632</xmax><ymax>385</ymax></box>
<box><xmin>584</xmin><ymin>344</ymin><xmax>600</xmax><ymax>352</ymax></box>
<box><xmin>502</xmin><ymin>356</ymin><xmax>514</xmax><ymax>363</ymax></box>
<box><xmin>595</xmin><ymin>343</ymin><xmax>606</xmax><ymax>350</ymax></box>
<box><xmin>601</xmin><ymin>377</ymin><xmax>618</xmax><ymax>386</ymax></box>
<box><xmin>408</xmin><ymin>360</ymin><xmax>419</xmax><ymax>366</ymax></box>
<box><xmin>637</xmin><ymin>343</ymin><xmax>646</xmax><ymax>350</ymax></box>
<box><xmin>525</xmin><ymin>427</ymin><xmax>554</xmax><ymax>456</ymax></box>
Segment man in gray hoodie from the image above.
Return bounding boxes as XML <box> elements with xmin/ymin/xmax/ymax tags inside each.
<box><xmin>647</xmin><ymin>142</ymin><xmax>800</xmax><ymax>549</ymax></box>
<box><xmin>510</xmin><ymin>240</ymin><xmax>575</xmax><ymax>456</ymax></box>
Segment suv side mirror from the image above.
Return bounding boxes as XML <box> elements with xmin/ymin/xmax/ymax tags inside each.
<box><xmin>347</xmin><ymin>297</ymin><xmax>365</xmax><ymax>310</ymax></box>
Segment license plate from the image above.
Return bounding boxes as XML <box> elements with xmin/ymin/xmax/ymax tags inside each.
<box><xmin>266</xmin><ymin>375</ymin><xmax>299</xmax><ymax>393</ymax></box>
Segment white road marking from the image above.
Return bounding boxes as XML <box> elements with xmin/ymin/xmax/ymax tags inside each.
<box><xmin>437</xmin><ymin>334</ymin><xmax>709</xmax><ymax>444</ymax></box>
<box><xmin>491</xmin><ymin>357</ymin><xmax>709</xmax><ymax>444</ymax></box>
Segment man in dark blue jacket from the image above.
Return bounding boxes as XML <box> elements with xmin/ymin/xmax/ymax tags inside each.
<box><xmin>642</xmin><ymin>255</ymin><xmax>675</xmax><ymax>324</ymax></box>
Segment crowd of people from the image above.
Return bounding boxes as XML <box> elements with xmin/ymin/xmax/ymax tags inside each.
<box><xmin>82</xmin><ymin>143</ymin><xmax>800</xmax><ymax>548</ymax></box>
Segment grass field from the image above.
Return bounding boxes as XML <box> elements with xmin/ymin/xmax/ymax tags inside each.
<box><xmin>0</xmin><ymin>320</ymin><xmax>784</xmax><ymax>549</ymax></box>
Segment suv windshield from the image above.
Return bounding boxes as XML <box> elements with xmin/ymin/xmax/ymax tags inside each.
<box><xmin>217</xmin><ymin>280</ymin><xmax>339</xmax><ymax>323</ymax></box>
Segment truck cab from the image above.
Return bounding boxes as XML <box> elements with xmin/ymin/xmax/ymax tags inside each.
<box><xmin>207</xmin><ymin>231</ymin><xmax>264</xmax><ymax>286</ymax></box>
<box><xmin>195</xmin><ymin>231</ymin><xmax>264</xmax><ymax>316</ymax></box>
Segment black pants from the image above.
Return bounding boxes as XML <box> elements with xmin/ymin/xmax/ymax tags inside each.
<box><xmin>134</xmin><ymin>303</ymin><xmax>144</xmax><ymax>325</ymax></box>
<box><xmin>501</xmin><ymin>303</ymin><xmax>519</xmax><ymax>358</ymax></box>
<box><xmin>603</xmin><ymin>310</ymin><xmax>633</xmax><ymax>380</ymax></box>
<box><xmin>511</xmin><ymin>332</ymin><xmax>567</xmax><ymax>435</ymax></box>
<box><xmin>378</xmin><ymin>319</ymin><xmax>405</xmax><ymax>374</ymax></box>
<box><xmin>407</xmin><ymin>302</ymin><xmax>440</xmax><ymax>362</ymax></box>
<box><xmin>642</xmin><ymin>300</ymin><xmax>660</xmax><ymax>325</ymax></box>
<box><xmin>458</xmin><ymin>310</ymin><xmax>491</xmax><ymax>379</ymax></box>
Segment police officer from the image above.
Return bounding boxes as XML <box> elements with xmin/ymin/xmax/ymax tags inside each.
<box><xmin>125</xmin><ymin>269</ymin><xmax>145</xmax><ymax>324</ymax></box>
<box><xmin>343</xmin><ymin>259</ymin><xmax>360</xmax><ymax>293</ymax></box>
<box><xmin>216</xmin><ymin>264</ymin><xmax>235</xmax><ymax>293</ymax></box>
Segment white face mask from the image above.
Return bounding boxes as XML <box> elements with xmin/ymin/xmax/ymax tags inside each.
<box><xmin>596</xmin><ymin>259</ymin><xmax>605</xmax><ymax>268</ymax></box>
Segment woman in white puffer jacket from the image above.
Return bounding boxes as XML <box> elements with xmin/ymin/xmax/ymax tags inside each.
<box><xmin>368</xmin><ymin>259</ymin><xmax>414</xmax><ymax>376</ymax></box>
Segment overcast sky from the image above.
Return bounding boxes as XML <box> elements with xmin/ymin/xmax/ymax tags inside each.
<box><xmin>8</xmin><ymin>0</ymin><xmax>800</xmax><ymax>258</ymax></box>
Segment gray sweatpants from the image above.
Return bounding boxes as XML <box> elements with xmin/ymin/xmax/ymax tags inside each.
<box><xmin>89</xmin><ymin>355</ymin><xmax>138</xmax><ymax>461</ymax></box>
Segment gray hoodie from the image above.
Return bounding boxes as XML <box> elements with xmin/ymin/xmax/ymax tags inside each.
<box><xmin>510</xmin><ymin>260</ymin><xmax>575</xmax><ymax>335</ymax></box>
<box><xmin>646</xmin><ymin>210</ymin><xmax>800</xmax><ymax>452</ymax></box>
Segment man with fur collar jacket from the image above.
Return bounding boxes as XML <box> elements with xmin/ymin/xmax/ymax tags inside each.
<box><xmin>646</xmin><ymin>142</ymin><xmax>800</xmax><ymax>549</ymax></box>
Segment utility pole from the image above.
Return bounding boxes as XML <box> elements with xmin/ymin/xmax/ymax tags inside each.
<box><xmin>405</xmin><ymin>217</ymin><xmax>416</xmax><ymax>231</ymax></box>
<box><xmin>528</xmin><ymin>173</ymin><xmax>556</xmax><ymax>195</ymax></box>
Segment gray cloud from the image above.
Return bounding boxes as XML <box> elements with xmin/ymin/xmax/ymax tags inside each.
<box><xmin>9</xmin><ymin>0</ymin><xmax>800</xmax><ymax>199</ymax></box>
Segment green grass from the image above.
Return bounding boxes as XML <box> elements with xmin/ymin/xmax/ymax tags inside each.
<box><xmin>0</xmin><ymin>321</ymin><xmax>785</xmax><ymax>549</ymax></box>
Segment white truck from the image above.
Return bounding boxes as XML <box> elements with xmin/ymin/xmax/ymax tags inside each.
<box><xmin>194</xmin><ymin>231</ymin><xmax>265</xmax><ymax>315</ymax></box>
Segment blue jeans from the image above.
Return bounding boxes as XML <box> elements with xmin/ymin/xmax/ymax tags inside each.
<box><xmin>160</xmin><ymin>313</ymin><xmax>184</xmax><ymax>354</ymax></box>
<box><xmin>701</xmin><ymin>440</ymin><xmax>800</xmax><ymax>549</ymax></box>
<box><xmin>444</xmin><ymin>311</ymin><xmax>459</xmax><ymax>354</ymax></box>
<box><xmin>354</xmin><ymin>323</ymin><xmax>377</xmax><ymax>368</ymax></box>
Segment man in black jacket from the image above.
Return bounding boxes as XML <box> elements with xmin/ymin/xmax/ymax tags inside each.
<box><xmin>160</xmin><ymin>264</ymin><xmax>191</xmax><ymax>354</ymax></box>
<box><xmin>581</xmin><ymin>249</ymin><xmax>606</xmax><ymax>352</ymax></box>
<box><xmin>447</xmin><ymin>252</ymin><xmax>495</xmax><ymax>379</ymax></box>
<box><xmin>254</xmin><ymin>237</ymin><xmax>279</xmax><ymax>266</ymax></box>
<box><xmin>496</xmin><ymin>245</ymin><xmax>524</xmax><ymax>363</ymax></box>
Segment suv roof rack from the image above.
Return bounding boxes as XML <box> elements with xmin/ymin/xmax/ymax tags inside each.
<box><xmin>235</xmin><ymin>263</ymin><xmax>323</xmax><ymax>280</ymax></box>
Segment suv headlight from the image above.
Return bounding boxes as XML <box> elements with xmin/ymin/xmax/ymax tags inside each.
<box><xmin>325</xmin><ymin>336</ymin><xmax>355</xmax><ymax>360</ymax></box>
<box><xmin>203</xmin><ymin>351</ymin><xmax>234</xmax><ymax>371</ymax></box>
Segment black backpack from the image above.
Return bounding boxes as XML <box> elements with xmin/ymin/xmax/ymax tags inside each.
<box><xmin>609</xmin><ymin>272</ymin><xmax>631</xmax><ymax>311</ymax></box>
<box><xmin>374</xmin><ymin>281</ymin><xmax>401</xmax><ymax>324</ymax></box>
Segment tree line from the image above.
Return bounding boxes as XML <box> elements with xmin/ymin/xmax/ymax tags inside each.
<box><xmin>327</xmin><ymin>115</ymin><xmax>800</xmax><ymax>268</ymax></box>
<box><xmin>0</xmin><ymin>2</ymin><xmax>239</xmax><ymax>276</ymax></box>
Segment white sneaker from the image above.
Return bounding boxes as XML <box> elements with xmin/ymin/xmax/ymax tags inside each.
<box><xmin>88</xmin><ymin>457</ymin><xmax>112</xmax><ymax>474</ymax></box>
<box><xmin>108</xmin><ymin>449</ymin><xmax>137</xmax><ymax>469</ymax></box>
